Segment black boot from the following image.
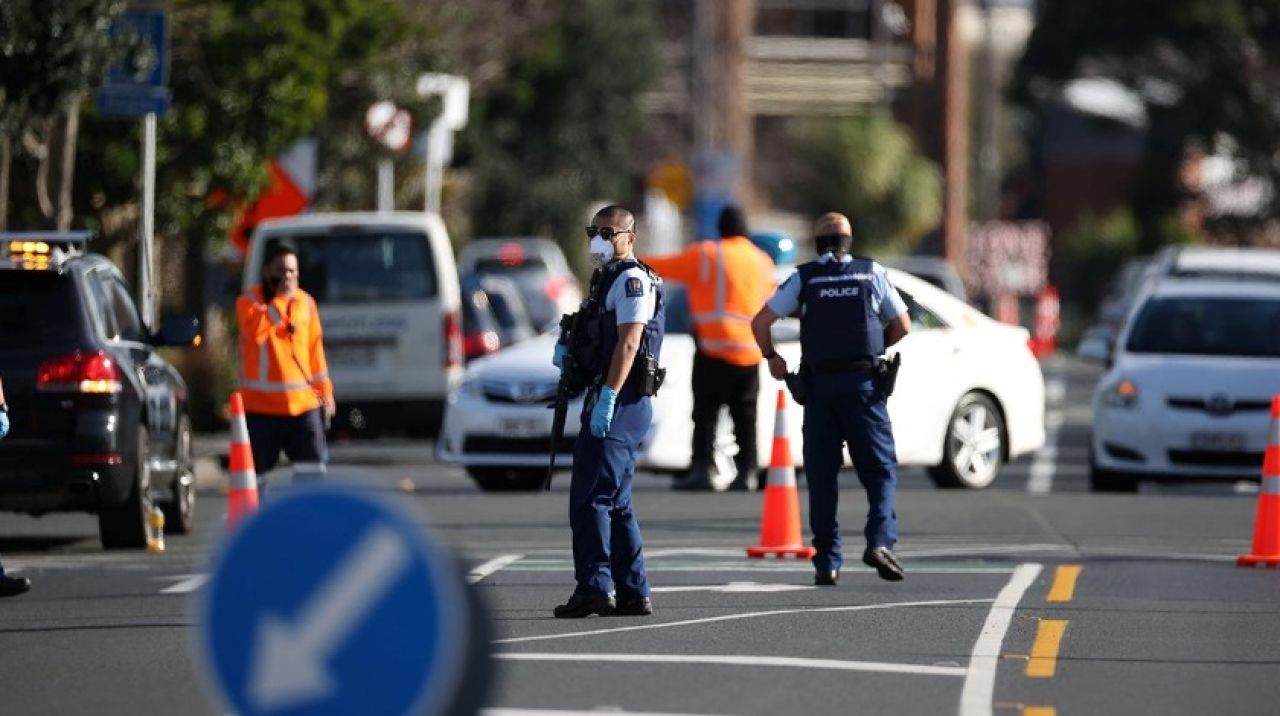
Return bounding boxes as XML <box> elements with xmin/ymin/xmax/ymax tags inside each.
<box><xmin>672</xmin><ymin>460</ymin><xmax>715</xmax><ymax>491</ymax></box>
<box><xmin>553</xmin><ymin>590</ymin><xmax>616</xmax><ymax>618</ymax></box>
<box><xmin>0</xmin><ymin>574</ymin><xmax>31</xmax><ymax>598</ymax></box>
<box><xmin>727</xmin><ymin>458</ymin><xmax>759</xmax><ymax>492</ymax></box>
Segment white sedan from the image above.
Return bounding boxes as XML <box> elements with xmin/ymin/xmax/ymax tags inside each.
<box><xmin>1086</xmin><ymin>277</ymin><xmax>1280</xmax><ymax>491</ymax></box>
<box><xmin>437</xmin><ymin>268</ymin><xmax>1046</xmax><ymax>491</ymax></box>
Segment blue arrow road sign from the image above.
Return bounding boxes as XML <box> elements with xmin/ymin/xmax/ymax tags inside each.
<box><xmin>201</xmin><ymin>487</ymin><xmax>469</xmax><ymax>716</ymax></box>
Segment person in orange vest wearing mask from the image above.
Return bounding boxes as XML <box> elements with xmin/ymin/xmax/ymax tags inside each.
<box><xmin>643</xmin><ymin>205</ymin><xmax>775</xmax><ymax>491</ymax></box>
<box><xmin>235</xmin><ymin>243</ymin><xmax>335</xmax><ymax>491</ymax></box>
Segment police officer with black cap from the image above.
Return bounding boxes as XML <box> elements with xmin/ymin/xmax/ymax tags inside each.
<box><xmin>551</xmin><ymin>205</ymin><xmax>665</xmax><ymax>618</ymax></box>
<box><xmin>750</xmin><ymin>212</ymin><xmax>910</xmax><ymax>586</ymax></box>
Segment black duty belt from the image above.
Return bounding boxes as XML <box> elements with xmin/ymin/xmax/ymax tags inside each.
<box><xmin>811</xmin><ymin>358</ymin><xmax>876</xmax><ymax>374</ymax></box>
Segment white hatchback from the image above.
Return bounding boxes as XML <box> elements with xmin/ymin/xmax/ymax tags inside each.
<box><xmin>1088</xmin><ymin>278</ymin><xmax>1280</xmax><ymax>491</ymax></box>
<box><xmin>437</xmin><ymin>268</ymin><xmax>1046</xmax><ymax>491</ymax></box>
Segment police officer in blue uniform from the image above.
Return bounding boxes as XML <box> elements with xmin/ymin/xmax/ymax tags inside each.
<box><xmin>552</xmin><ymin>205</ymin><xmax>664</xmax><ymax>618</ymax></box>
<box><xmin>750</xmin><ymin>212</ymin><xmax>911</xmax><ymax>586</ymax></box>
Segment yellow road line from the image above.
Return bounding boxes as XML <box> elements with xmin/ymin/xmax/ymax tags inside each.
<box><xmin>1026</xmin><ymin>619</ymin><xmax>1069</xmax><ymax>678</ymax></box>
<box><xmin>1047</xmin><ymin>564</ymin><xmax>1082</xmax><ymax>602</ymax></box>
<box><xmin>1023</xmin><ymin>707</ymin><xmax>1057</xmax><ymax>716</ymax></box>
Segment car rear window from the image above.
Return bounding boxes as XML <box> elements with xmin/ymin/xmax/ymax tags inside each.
<box><xmin>264</xmin><ymin>231</ymin><xmax>437</xmax><ymax>304</ymax></box>
<box><xmin>1126</xmin><ymin>296</ymin><xmax>1280</xmax><ymax>358</ymax></box>
<box><xmin>0</xmin><ymin>271</ymin><xmax>81</xmax><ymax>348</ymax></box>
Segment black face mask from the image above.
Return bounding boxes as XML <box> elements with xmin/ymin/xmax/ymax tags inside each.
<box><xmin>814</xmin><ymin>233</ymin><xmax>851</xmax><ymax>256</ymax></box>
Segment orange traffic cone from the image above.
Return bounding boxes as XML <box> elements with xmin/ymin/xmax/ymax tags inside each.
<box><xmin>747</xmin><ymin>390</ymin><xmax>817</xmax><ymax>559</ymax></box>
<box><xmin>226</xmin><ymin>392</ymin><xmax>260</xmax><ymax>530</ymax></box>
<box><xmin>1239</xmin><ymin>396</ymin><xmax>1280</xmax><ymax>567</ymax></box>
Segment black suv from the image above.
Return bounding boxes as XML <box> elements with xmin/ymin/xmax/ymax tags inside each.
<box><xmin>0</xmin><ymin>236</ymin><xmax>199</xmax><ymax>548</ymax></box>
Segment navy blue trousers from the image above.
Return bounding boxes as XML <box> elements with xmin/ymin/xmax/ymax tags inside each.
<box><xmin>568</xmin><ymin>393</ymin><xmax>652</xmax><ymax>599</ymax></box>
<box><xmin>801</xmin><ymin>373</ymin><xmax>899</xmax><ymax>572</ymax></box>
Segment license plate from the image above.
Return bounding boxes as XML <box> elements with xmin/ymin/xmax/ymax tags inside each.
<box><xmin>1190</xmin><ymin>431</ymin><xmax>1246</xmax><ymax>452</ymax></box>
<box><xmin>499</xmin><ymin>417</ymin><xmax>546</xmax><ymax>438</ymax></box>
<box><xmin>327</xmin><ymin>346</ymin><xmax>374</xmax><ymax>367</ymax></box>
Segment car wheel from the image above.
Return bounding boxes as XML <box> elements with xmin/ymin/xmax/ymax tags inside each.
<box><xmin>467</xmin><ymin>466</ymin><xmax>546</xmax><ymax>492</ymax></box>
<box><xmin>927</xmin><ymin>392</ymin><xmax>1006</xmax><ymax>489</ymax></box>
<box><xmin>162</xmin><ymin>416</ymin><xmax>195</xmax><ymax>535</ymax></box>
<box><xmin>99</xmin><ymin>427</ymin><xmax>154</xmax><ymax>550</ymax></box>
<box><xmin>1089</xmin><ymin>457</ymin><xmax>1138</xmax><ymax>493</ymax></box>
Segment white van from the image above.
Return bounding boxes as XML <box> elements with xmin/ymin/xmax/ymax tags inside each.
<box><xmin>243</xmin><ymin>212</ymin><xmax>462</xmax><ymax>436</ymax></box>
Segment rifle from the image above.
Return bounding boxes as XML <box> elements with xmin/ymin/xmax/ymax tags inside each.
<box><xmin>545</xmin><ymin>270</ymin><xmax>601</xmax><ymax>490</ymax></box>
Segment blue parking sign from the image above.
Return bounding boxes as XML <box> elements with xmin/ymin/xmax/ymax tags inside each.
<box><xmin>201</xmin><ymin>487</ymin><xmax>472</xmax><ymax>716</ymax></box>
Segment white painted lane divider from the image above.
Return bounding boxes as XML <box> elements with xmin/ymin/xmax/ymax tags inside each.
<box><xmin>468</xmin><ymin>554</ymin><xmax>523</xmax><ymax>584</ymax></box>
<box><xmin>160</xmin><ymin>574</ymin><xmax>208</xmax><ymax>594</ymax></box>
<box><xmin>249</xmin><ymin>524</ymin><xmax>412</xmax><ymax>712</ymax></box>
<box><xmin>651</xmin><ymin>582</ymin><xmax>815</xmax><ymax>594</ymax></box>
<box><xmin>497</xmin><ymin>652</ymin><xmax>967</xmax><ymax>677</ymax></box>
<box><xmin>1028</xmin><ymin>405</ymin><xmax>1066</xmax><ymax>495</ymax></box>
<box><xmin>958</xmin><ymin>562</ymin><xmax>1043</xmax><ymax>716</ymax></box>
<box><xmin>495</xmin><ymin>598</ymin><xmax>993</xmax><ymax>645</ymax></box>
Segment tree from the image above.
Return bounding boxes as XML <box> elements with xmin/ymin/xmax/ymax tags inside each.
<box><xmin>464</xmin><ymin>0</ymin><xmax>661</xmax><ymax>269</ymax></box>
<box><xmin>1012</xmin><ymin>0</ymin><xmax>1280</xmax><ymax>243</ymax></box>
<box><xmin>784</xmin><ymin>114</ymin><xmax>943</xmax><ymax>253</ymax></box>
<box><xmin>0</xmin><ymin>0</ymin><xmax>128</xmax><ymax>230</ymax></box>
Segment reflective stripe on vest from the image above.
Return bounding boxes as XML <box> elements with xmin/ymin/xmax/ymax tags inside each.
<box><xmin>690</xmin><ymin>242</ymin><xmax>755</xmax><ymax>324</ymax></box>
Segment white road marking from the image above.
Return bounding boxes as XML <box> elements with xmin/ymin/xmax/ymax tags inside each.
<box><xmin>1027</xmin><ymin>412</ymin><xmax>1065</xmax><ymax>495</ymax></box>
<box><xmin>496</xmin><ymin>652</ymin><xmax>967</xmax><ymax>677</ymax></box>
<box><xmin>160</xmin><ymin>574</ymin><xmax>208</xmax><ymax>594</ymax></box>
<box><xmin>958</xmin><ymin>563</ymin><xmax>1043</xmax><ymax>716</ymax></box>
<box><xmin>494</xmin><ymin>598</ymin><xmax>993</xmax><ymax>645</ymax></box>
<box><xmin>483</xmin><ymin>708</ymin><xmax>735</xmax><ymax>716</ymax></box>
<box><xmin>645</xmin><ymin>548</ymin><xmax>744</xmax><ymax>558</ymax></box>
<box><xmin>1045</xmin><ymin>378</ymin><xmax>1066</xmax><ymax>404</ymax></box>
<box><xmin>468</xmin><ymin>554</ymin><xmax>524</xmax><ymax>584</ymax></box>
<box><xmin>650</xmin><ymin>582</ymin><xmax>815</xmax><ymax>594</ymax></box>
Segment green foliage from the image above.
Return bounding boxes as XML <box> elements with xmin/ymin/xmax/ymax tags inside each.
<box><xmin>0</xmin><ymin>0</ymin><xmax>127</xmax><ymax>133</ymax></box>
<box><xmin>465</xmin><ymin>0</ymin><xmax>660</xmax><ymax>270</ymax></box>
<box><xmin>785</xmin><ymin>114</ymin><xmax>943</xmax><ymax>252</ymax></box>
<box><xmin>1058</xmin><ymin>209</ymin><xmax>1143</xmax><ymax>312</ymax></box>
<box><xmin>1013</xmin><ymin>0</ymin><xmax>1280</xmax><ymax>234</ymax></box>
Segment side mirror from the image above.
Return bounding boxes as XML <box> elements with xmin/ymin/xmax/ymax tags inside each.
<box><xmin>155</xmin><ymin>314</ymin><xmax>201</xmax><ymax>347</ymax></box>
<box><xmin>1076</xmin><ymin>326</ymin><xmax>1113</xmax><ymax>364</ymax></box>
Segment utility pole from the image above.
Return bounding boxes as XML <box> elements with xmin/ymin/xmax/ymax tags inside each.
<box><xmin>691</xmin><ymin>0</ymin><xmax>754</xmax><ymax>237</ymax></box>
<box><xmin>939</xmin><ymin>0</ymin><xmax>971</xmax><ymax>268</ymax></box>
<box><xmin>976</xmin><ymin>0</ymin><xmax>1001</xmax><ymax>220</ymax></box>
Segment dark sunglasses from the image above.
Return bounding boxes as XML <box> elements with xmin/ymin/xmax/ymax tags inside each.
<box><xmin>585</xmin><ymin>225</ymin><xmax>634</xmax><ymax>240</ymax></box>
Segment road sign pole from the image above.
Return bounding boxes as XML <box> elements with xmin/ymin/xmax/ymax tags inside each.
<box><xmin>140</xmin><ymin>112</ymin><xmax>157</xmax><ymax>329</ymax></box>
<box><xmin>423</xmin><ymin>121</ymin><xmax>444</xmax><ymax>215</ymax></box>
<box><xmin>377</xmin><ymin>158</ymin><xmax>394</xmax><ymax>213</ymax></box>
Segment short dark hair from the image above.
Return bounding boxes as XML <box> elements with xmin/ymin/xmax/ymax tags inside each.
<box><xmin>717</xmin><ymin>205</ymin><xmax>748</xmax><ymax>237</ymax></box>
<box><xmin>593</xmin><ymin>204</ymin><xmax>635</xmax><ymax>230</ymax></box>
<box><xmin>262</xmin><ymin>242</ymin><xmax>298</xmax><ymax>271</ymax></box>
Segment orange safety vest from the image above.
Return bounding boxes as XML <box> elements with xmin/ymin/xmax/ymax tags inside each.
<box><xmin>235</xmin><ymin>286</ymin><xmax>334</xmax><ymax>416</ymax></box>
<box><xmin>643</xmin><ymin>236</ymin><xmax>776</xmax><ymax>366</ymax></box>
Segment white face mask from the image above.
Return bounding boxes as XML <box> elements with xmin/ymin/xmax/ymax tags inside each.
<box><xmin>588</xmin><ymin>236</ymin><xmax>614</xmax><ymax>267</ymax></box>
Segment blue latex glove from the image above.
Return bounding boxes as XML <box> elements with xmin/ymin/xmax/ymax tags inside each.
<box><xmin>553</xmin><ymin>343</ymin><xmax>568</xmax><ymax>370</ymax></box>
<box><xmin>0</xmin><ymin>411</ymin><xmax>8</xmax><ymax>440</ymax></box>
<box><xmin>589</xmin><ymin>385</ymin><xmax>618</xmax><ymax>437</ymax></box>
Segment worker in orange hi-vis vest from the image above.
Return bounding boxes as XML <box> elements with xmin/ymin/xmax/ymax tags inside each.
<box><xmin>642</xmin><ymin>205</ymin><xmax>776</xmax><ymax>492</ymax></box>
<box><xmin>235</xmin><ymin>243</ymin><xmax>335</xmax><ymax>493</ymax></box>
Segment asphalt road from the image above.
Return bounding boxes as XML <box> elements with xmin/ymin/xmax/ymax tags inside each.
<box><xmin>0</xmin><ymin>356</ymin><xmax>1277</xmax><ymax>716</ymax></box>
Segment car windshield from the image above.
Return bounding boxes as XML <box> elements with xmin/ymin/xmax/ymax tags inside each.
<box><xmin>1125</xmin><ymin>295</ymin><xmax>1280</xmax><ymax>358</ymax></box>
<box><xmin>0</xmin><ymin>270</ymin><xmax>80</xmax><ymax>348</ymax></box>
<box><xmin>264</xmin><ymin>232</ymin><xmax>437</xmax><ymax>304</ymax></box>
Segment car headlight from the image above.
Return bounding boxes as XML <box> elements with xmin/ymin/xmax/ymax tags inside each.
<box><xmin>1100</xmin><ymin>378</ymin><xmax>1139</xmax><ymax>409</ymax></box>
